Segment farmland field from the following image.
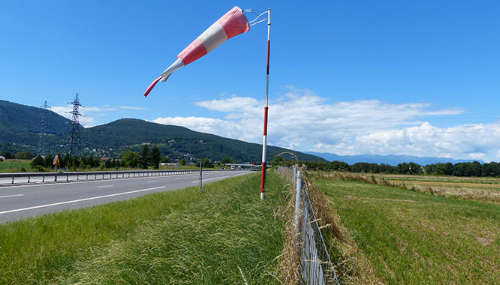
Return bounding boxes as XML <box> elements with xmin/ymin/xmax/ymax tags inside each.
<box><xmin>311</xmin><ymin>173</ymin><xmax>500</xmax><ymax>285</ymax></box>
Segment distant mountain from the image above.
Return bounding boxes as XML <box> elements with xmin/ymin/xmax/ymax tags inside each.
<box><xmin>308</xmin><ymin>152</ymin><xmax>479</xmax><ymax>166</ymax></box>
<box><xmin>0</xmin><ymin>100</ymin><xmax>325</xmax><ymax>162</ymax></box>
<box><xmin>81</xmin><ymin>118</ymin><xmax>325</xmax><ymax>162</ymax></box>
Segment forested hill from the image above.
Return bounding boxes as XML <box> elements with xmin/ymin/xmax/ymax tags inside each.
<box><xmin>0</xmin><ymin>100</ymin><xmax>72</xmax><ymax>152</ymax></box>
<box><xmin>82</xmin><ymin>119</ymin><xmax>325</xmax><ymax>162</ymax></box>
<box><xmin>0</xmin><ymin>100</ymin><xmax>325</xmax><ymax>162</ymax></box>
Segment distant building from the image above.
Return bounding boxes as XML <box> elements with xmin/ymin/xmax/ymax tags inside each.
<box><xmin>160</xmin><ymin>163</ymin><xmax>178</xmax><ymax>166</ymax></box>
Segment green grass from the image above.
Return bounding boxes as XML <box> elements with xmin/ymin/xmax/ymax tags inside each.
<box><xmin>0</xmin><ymin>172</ymin><xmax>288</xmax><ymax>284</ymax></box>
<box><xmin>0</xmin><ymin>160</ymin><xmax>30</xmax><ymax>172</ymax></box>
<box><xmin>312</xmin><ymin>175</ymin><xmax>500</xmax><ymax>285</ymax></box>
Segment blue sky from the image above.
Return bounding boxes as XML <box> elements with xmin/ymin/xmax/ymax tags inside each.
<box><xmin>1</xmin><ymin>1</ymin><xmax>500</xmax><ymax>161</ymax></box>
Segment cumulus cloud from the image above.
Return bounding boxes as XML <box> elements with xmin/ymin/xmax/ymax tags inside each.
<box><xmin>151</xmin><ymin>87</ymin><xmax>500</xmax><ymax>160</ymax></box>
<box><xmin>103</xmin><ymin>85</ymin><xmax>499</xmax><ymax>161</ymax></box>
<box><xmin>312</xmin><ymin>121</ymin><xmax>500</xmax><ymax>159</ymax></box>
<box><xmin>50</xmin><ymin>104</ymin><xmax>146</xmax><ymax>128</ymax></box>
<box><xmin>50</xmin><ymin>105</ymin><xmax>97</xmax><ymax>127</ymax></box>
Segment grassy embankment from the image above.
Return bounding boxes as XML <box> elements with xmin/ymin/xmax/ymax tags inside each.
<box><xmin>0</xmin><ymin>172</ymin><xmax>289</xmax><ymax>284</ymax></box>
<box><xmin>311</xmin><ymin>172</ymin><xmax>500</xmax><ymax>285</ymax></box>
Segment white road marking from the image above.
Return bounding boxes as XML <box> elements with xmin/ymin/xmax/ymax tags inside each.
<box><xmin>0</xmin><ymin>194</ymin><xmax>24</xmax><ymax>199</ymax></box>
<box><xmin>0</xmin><ymin>186</ymin><xmax>165</xmax><ymax>215</ymax></box>
<box><xmin>191</xmin><ymin>176</ymin><xmax>230</xmax><ymax>183</ymax></box>
<box><xmin>98</xmin><ymin>185</ymin><xmax>114</xmax><ymax>188</ymax></box>
<box><xmin>147</xmin><ymin>181</ymin><xmax>156</xmax><ymax>183</ymax></box>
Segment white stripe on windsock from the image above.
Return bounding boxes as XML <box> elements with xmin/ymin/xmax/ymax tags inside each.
<box><xmin>160</xmin><ymin>58</ymin><xmax>185</xmax><ymax>82</ymax></box>
<box><xmin>198</xmin><ymin>22</ymin><xmax>228</xmax><ymax>53</ymax></box>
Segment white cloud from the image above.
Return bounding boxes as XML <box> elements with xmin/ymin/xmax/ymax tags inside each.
<box><xmin>50</xmin><ymin>104</ymin><xmax>146</xmax><ymax>128</ymax></box>
<box><xmin>151</xmin><ymin>86</ymin><xmax>500</xmax><ymax>160</ymax></box>
<box><xmin>152</xmin><ymin>116</ymin><xmax>243</xmax><ymax>138</ymax></box>
<box><xmin>469</xmin><ymin>153</ymin><xmax>486</xmax><ymax>160</ymax></box>
<box><xmin>312</xmin><ymin>121</ymin><xmax>500</xmax><ymax>160</ymax></box>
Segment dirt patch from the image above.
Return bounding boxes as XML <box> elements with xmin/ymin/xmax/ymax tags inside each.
<box><xmin>344</xmin><ymin>195</ymin><xmax>416</xmax><ymax>203</ymax></box>
<box><xmin>476</xmin><ymin>237</ymin><xmax>495</xmax><ymax>246</ymax></box>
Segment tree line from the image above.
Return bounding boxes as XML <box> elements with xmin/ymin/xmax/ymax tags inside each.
<box><xmin>10</xmin><ymin>144</ymin><xmax>221</xmax><ymax>172</ymax></box>
<box><xmin>26</xmin><ymin>145</ymin><xmax>165</xmax><ymax>171</ymax></box>
<box><xmin>276</xmin><ymin>160</ymin><xmax>500</xmax><ymax>178</ymax></box>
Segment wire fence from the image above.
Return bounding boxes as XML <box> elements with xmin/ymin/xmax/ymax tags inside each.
<box><xmin>277</xmin><ymin>166</ymin><xmax>341</xmax><ymax>285</ymax></box>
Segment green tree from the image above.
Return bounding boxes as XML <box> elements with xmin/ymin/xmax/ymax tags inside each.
<box><xmin>0</xmin><ymin>151</ymin><xmax>13</xmax><ymax>159</ymax></box>
<box><xmin>160</xmin><ymin>156</ymin><xmax>171</xmax><ymax>163</ymax></box>
<box><xmin>221</xmin><ymin>157</ymin><xmax>232</xmax><ymax>164</ymax></box>
<box><xmin>30</xmin><ymin>155</ymin><xmax>45</xmax><ymax>168</ymax></box>
<box><xmin>122</xmin><ymin>150</ymin><xmax>139</xmax><ymax>168</ymax></box>
<box><xmin>44</xmin><ymin>154</ymin><xmax>53</xmax><ymax>168</ymax></box>
<box><xmin>15</xmin><ymin>151</ymin><xmax>33</xmax><ymax>160</ymax></box>
<box><xmin>195</xmin><ymin>158</ymin><xmax>214</xmax><ymax>168</ymax></box>
<box><xmin>179</xmin><ymin>159</ymin><xmax>187</xmax><ymax>165</ymax></box>
<box><xmin>271</xmin><ymin>155</ymin><xmax>283</xmax><ymax>166</ymax></box>
<box><xmin>150</xmin><ymin>145</ymin><xmax>161</xmax><ymax>169</ymax></box>
<box><xmin>139</xmin><ymin>145</ymin><xmax>150</xmax><ymax>169</ymax></box>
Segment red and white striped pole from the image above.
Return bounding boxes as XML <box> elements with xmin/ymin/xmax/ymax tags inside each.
<box><xmin>260</xmin><ymin>9</ymin><xmax>271</xmax><ymax>200</ymax></box>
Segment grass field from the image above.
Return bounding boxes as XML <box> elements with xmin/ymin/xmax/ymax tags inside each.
<box><xmin>328</xmin><ymin>172</ymin><xmax>500</xmax><ymax>204</ymax></box>
<box><xmin>0</xmin><ymin>160</ymin><xmax>30</xmax><ymax>172</ymax></box>
<box><xmin>0</xmin><ymin>172</ymin><xmax>289</xmax><ymax>284</ymax></box>
<box><xmin>311</xmin><ymin>173</ymin><xmax>500</xmax><ymax>285</ymax></box>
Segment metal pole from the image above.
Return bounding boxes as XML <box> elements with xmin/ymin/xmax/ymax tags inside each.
<box><xmin>260</xmin><ymin>8</ymin><xmax>271</xmax><ymax>200</ymax></box>
<box><xmin>200</xmin><ymin>159</ymin><xmax>203</xmax><ymax>192</ymax></box>
<box><xmin>294</xmin><ymin>171</ymin><xmax>302</xmax><ymax>253</ymax></box>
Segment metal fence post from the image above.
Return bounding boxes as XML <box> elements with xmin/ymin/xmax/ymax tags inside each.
<box><xmin>294</xmin><ymin>170</ymin><xmax>303</xmax><ymax>238</ymax></box>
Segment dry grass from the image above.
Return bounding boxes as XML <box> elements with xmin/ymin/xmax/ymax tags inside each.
<box><xmin>303</xmin><ymin>175</ymin><xmax>385</xmax><ymax>285</ymax></box>
<box><xmin>319</xmin><ymin>171</ymin><xmax>500</xmax><ymax>204</ymax></box>
<box><xmin>275</xmin><ymin>167</ymin><xmax>301</xmax><ymax>285</ymax></box>
<box><xmin>311</xmin><ymin>174</ymin><xmax>500</xmax><ymax>284</ymax></box>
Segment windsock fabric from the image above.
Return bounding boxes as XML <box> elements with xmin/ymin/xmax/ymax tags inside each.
<box><xmin>144</xmin><ymin>6</ymin><xmax>250</xmax><ymax>97</ymax></box>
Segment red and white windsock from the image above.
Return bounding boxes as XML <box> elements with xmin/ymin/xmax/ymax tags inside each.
<box><xmin>144</xmin><ymin>6</ymin><xmax>250</xmax><ymax>97</ymax></box>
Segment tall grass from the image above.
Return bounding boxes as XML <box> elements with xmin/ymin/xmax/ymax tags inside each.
<box><xmin>0</xmin><ymin>160</ymin><xmax>30</xmax><ymax>172</ymax></box>
<box><xmin>312</xmin><ymin>174</ymin><xmax>500</xmax><ymax>285</ymax></box>
<box><xmin>0</xmin><ymin>172</ymin><xmax>289</xmax><ymax>284</ymax></box>
<box><xmin>321</xmin><ymin>171</ymin><xmax>500</xmax><ymax>203</ymax></box>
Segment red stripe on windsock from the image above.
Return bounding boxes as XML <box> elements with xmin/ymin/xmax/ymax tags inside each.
<box><xmin>178</xmin><ymin>38</ymin><xmax>208</xmax><ymax>66</ymax></box>
<box><xmin>217</xmin><ymin>7</ymin><xmax>250</xmax><ymax>39</ymax></box>
<box><xmin>143</xmin><ymin>76</ymin><xmax>162</xmax><ymax>97</ymax></box>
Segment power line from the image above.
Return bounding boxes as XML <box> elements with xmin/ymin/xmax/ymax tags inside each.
<box><xmin>38</xmin><ymin>100</ymin><xmax>50</xmax><ymax>156</ymax></box>
<box><xmin>68</xmin><ymin>93</ymin><xmax>83</xmax><ymax>155</ymax></box>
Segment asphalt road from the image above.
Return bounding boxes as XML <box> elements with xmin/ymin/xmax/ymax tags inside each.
<box><xmin>0</xmin><ymin>170</ymin><xmax>250</xmax><ymax>223</ymax></box>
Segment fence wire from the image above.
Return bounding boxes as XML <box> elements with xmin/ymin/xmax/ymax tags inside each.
<box><xmin>277</xmin><ymin>167</ymin><xmax>341</xmax><ymax>285</ymax></box>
